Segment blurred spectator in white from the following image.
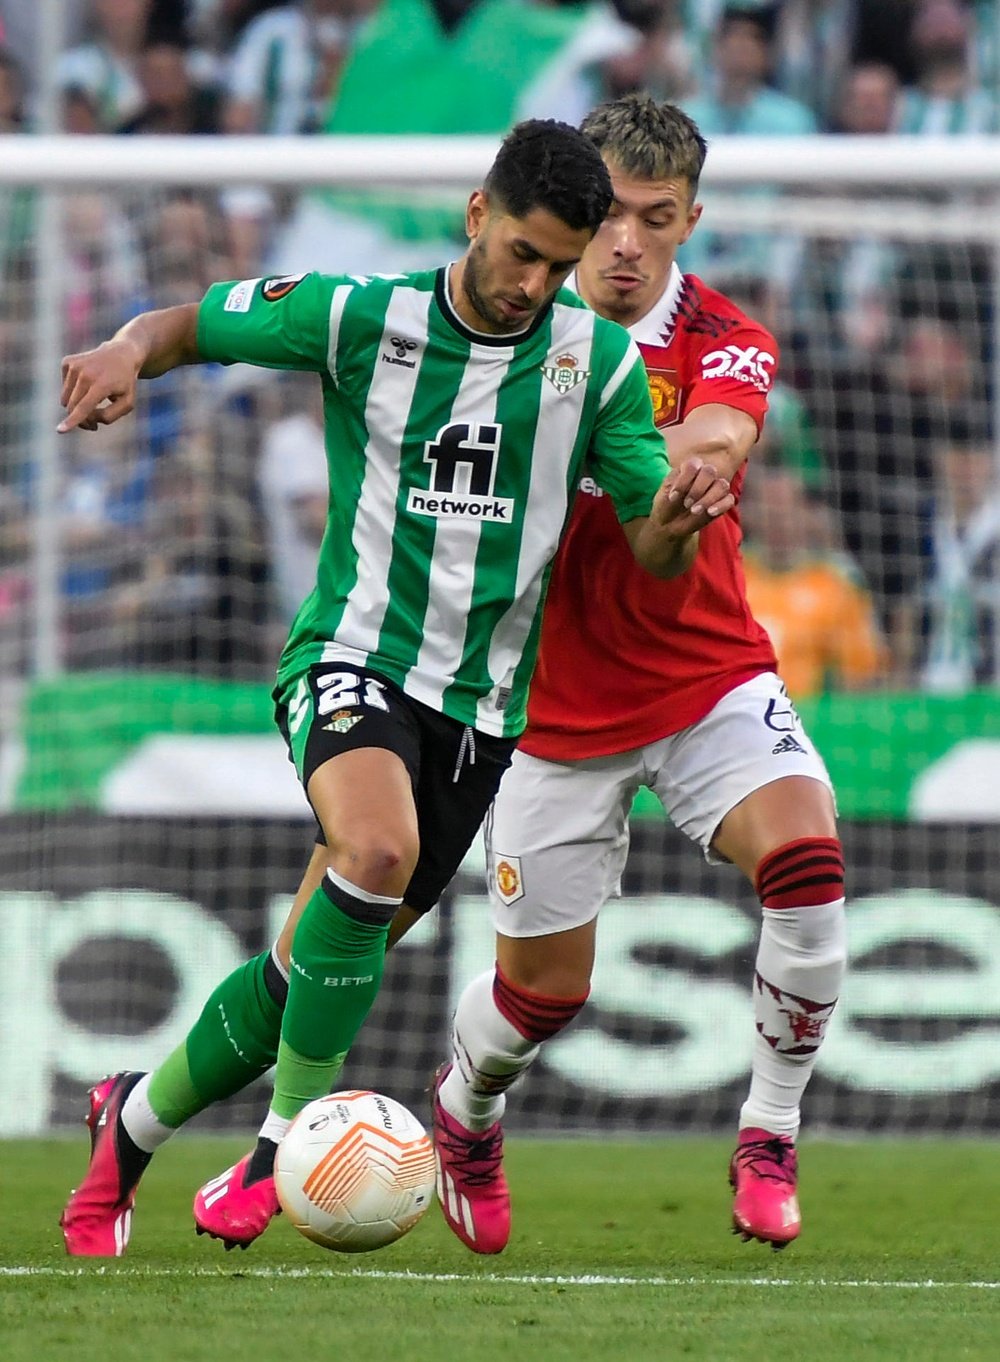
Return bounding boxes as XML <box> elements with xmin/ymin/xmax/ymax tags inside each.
<box><xmin>833</xmin><ymin>58</ymin><xmax>900</xmax><ymax>133</ymax></box>
<box><xmin>741</xmin><ymin>466</ymin><xmax>889</xmax><ymax>699</ymax></box>
<box><xmin>258</xmin><ymin>377</ymin><xmax>328</xmax><ymax>626</ymax></box>
<box><xmin>0</xmin><ymin>0</ymin><xmax>88</xmax><ymax>109</ymax></box>
<box><xmin>596</xmin><ymin>1</ymin><xmax>697</xmax><ymax>103</ymax></box>
<box><xmin>512</xmin><ymin>2</ymin><xmax>647</xmax><ymax>126</ymax></box>
<box><xmin>222</xmin><ymin>0</ymin><xmax>376</xmax><ymax>135</ymax></box>
<box><xmin>771</xmin><ymin>0</ymin><xmax>861</xmax><ymax>125</ymax></box>
<box><xmin>788</xmin><ymin>62</ymin><xmax>901</xmax><ymax>360</ymax></box>
<box><xmin>56</xmin><ymin>0</ymin><xmax>153</xmax><ymax>133</ymax></box>
<box><xmin>921</xmin><ymin>433</ymin><xmax>1000</xmax><ymax>691</ymax></box>
<box><xmin>121</xmin><ymin>39</ymin><xmax>220</xmax><ymax>135</ymax></box>
<box><xmin>219</xmin><ymin>1</ymin><xmax>377</xmax><ymax>283</ymax></box>
<box><xmin>683</xmin><ymin>6</ymin><xmax>817</xmax><ymax>133</ymax></box>
<box><xmin>680</xmin><ymin>7</ymin><xmax>815</xmax><ymax>294</ymax></box>
<box><xmin>896</xmin><ymin>0</ymin><xmax>998</xmax><ymax>133</ymax></box>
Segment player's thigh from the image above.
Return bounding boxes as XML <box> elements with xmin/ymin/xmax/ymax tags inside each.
<box><xmin>277</xmin><ymin>661</ymin><xmax>422</xmax><ymax>884</ymax></box>
<box><xmin>495</xmin><ymin>919</ymin><xmax>597</xmax><ymax>998</ymax></box>
<box><xmin>712</xmin><ymin>774</ymin><xmax>838</xmax><ymax>882</ymax></box>
<box><xmin>486</xmin><ymin>748</ymin><xmax>641</xmax><ymax>937</ymax></box>
<box><xmin>649</xmin><ymin>672</ymin><xmax>835</xmax><ymax>870</ymax></box>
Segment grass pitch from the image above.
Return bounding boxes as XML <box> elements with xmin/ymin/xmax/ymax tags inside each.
<box><xmin>2</xmin><ymin>1136</ymin><xmax>997</xmax><ymax>1362</ymax></box>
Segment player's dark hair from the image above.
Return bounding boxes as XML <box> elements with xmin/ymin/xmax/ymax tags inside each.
<box><xmin>484</xmin><ymin>119</ymin><xmax>613</xmax><ymax>233</ymax></box>
<box><xmin>581</xmin><ymin>93</ymin><xmax>708</xmax><ymax>200</ymax></box>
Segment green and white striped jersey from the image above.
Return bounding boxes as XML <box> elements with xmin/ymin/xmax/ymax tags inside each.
<box><xmin>197</xmin><ymin>267</ymin><xmax>668</xmax><ymax>737</ymax></box>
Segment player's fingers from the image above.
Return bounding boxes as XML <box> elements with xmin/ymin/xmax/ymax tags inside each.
<box><xmin>666</xmin><ymin>458</ymin><xmax>703</xmax><ymax>500</ymax></box>
<box><xmin>58</xmin><ymin>386</ymin><xmax>106</xmax><ymax>433</ymax></box>
<box><xmin>704</xmin><ymin>490</ymin><xmax>736</xmax><ymax>519</ymax></box>
<box><xmin>687</xmin><ymin>477</ymin><xmax>731</xmax><ymax>516</ymax></box>
<box><xmin>95</xmin><ymin>392</ymin><xmax>134</xmax><ymax>425</ymax></box>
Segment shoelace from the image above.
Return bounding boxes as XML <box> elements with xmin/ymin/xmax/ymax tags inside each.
<box><xmin>733</xmin><ymin>1137</ymin><xmax>796</xmax><ymax>1185</ymax></box>
<box><xmin>435</xmin><ymin>1119</ymin><xmax>503</xmax><ymax>1188</ymax></box>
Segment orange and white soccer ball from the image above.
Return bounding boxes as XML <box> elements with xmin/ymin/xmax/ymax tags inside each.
<box><xmin>274</xmin><ymin>1090</ymin><xmax>437</xmax><ymax>1253</ymax></box>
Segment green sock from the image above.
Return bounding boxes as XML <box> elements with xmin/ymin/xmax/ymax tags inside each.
<box><xmin>270</xmin><ymin>879</ymin><xmax>394</xmax><ymax>1121</ymax></box>
<box><xmin>146</xmin><ymin>950</ymin><xmax>286</xmax><ymax>1128</ymax></box>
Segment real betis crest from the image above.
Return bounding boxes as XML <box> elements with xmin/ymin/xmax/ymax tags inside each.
<box><xmin>542</xmin><ymin>352</ymin><xmax>590</xmax><ymax>396</ymax></box>
<box><xmin>323</xmin><ymin>709</ymin><xmax>363</xmax><ymax>734</ymax></box>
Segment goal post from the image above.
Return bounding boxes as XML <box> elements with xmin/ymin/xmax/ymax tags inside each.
<box><xmin>1</xmin><ymin>135</ymin><xmax>999</xmax><ymax>1136</ymax></box>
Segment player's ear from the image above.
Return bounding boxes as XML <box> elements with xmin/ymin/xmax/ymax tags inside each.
<box><xmin>466</xmin><ymin>190</ymin><xmax>489</xmax><ymax>242</ymax></box>
<box><xmin>680</xmin><ymin>201</ymin><xmax>703</xmax><ymax>247</ymax></box>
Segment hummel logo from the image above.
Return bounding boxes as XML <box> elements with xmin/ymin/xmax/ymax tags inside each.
<box><xmin>772</xmin><ymin>734</ymin><xmax>806</xmax><ymax>756</ymax></box>
<box><xmin>382</xmin><ymin>335</ymin><xmax>418</xmax><ymax>368</ymax></box>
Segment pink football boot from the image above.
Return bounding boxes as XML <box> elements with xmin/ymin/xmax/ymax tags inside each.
<box><xmin>431</xmin><ymin>1065</ymin><xmax>510</xmax><ymax>1254</ymax></box>
<box><xmin>729</xmin><ymin>1126</ymin><xmax>801</xmax><ymax>1250</ymax></box>
<box><xmin>193</xmin><ymin>1152</ymin><xmax>281</xmax><ymax>1251</ymax></box>
<box><xmin>60</xmin><ymin>1071</ymin><xmax>149</xmax><ymax>1257</ymax></box>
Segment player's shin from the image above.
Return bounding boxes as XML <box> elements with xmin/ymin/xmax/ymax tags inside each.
<box><xmin>122</xmin><ymin>947</ymin><xmax>289</xmax><ymax>1152</ymax></box>
<box><xmin>261</xmin><ymin>871</ymin><xmax>399</xmax><ymax>1153</ymax></box>
<box><xmin>439</xmin><ymin>965</ymin><xmax>589</xmax><ymax>1130</ymax></box>
<box><xmin>741</xmin><ymin>838</ymin><xmax>847</xmax><ymax>1136</ymax></box>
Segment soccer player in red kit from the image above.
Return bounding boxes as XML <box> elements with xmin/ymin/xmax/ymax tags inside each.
<box><xmin>431</xmin><ymin>94</ymin><xmax>846</xmax><ymax>1254</ymax></box>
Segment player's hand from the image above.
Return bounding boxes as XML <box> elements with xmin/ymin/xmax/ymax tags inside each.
<box><xmin>653</xmin><ymin>458</ymin><xmax>735</xmax><ymax>536</ymax></box>
<box><xmin>58</xmin><ymin>339</ymin><xmax>143</xmax><ymax>433</ymax></box>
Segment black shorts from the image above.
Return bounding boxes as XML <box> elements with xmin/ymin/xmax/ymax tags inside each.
<box><xmin>275</xmin><ymin>662</ymin><xmax>515</xmax><ymax>913</ymax></box>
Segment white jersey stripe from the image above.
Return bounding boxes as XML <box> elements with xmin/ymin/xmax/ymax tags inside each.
<box><xmin>325</xmin><ymin>283</ymin><xmax>353</xmax><ymax>387</ymax></box>
<box><xmin>333</xmin><ymin>286</ymin><xmax>433</xmax><ymax>655</ymax></box>
<box><xmin>598</xmin><ymin>338</ymin><xmax>643</xmax><ymax>411</ymax></box>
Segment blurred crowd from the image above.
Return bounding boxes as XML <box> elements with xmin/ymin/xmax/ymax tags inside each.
<box><xmin>0</xmin><ymin>0</ymin><xmax>997</xmax><ymax>695</ymax></box>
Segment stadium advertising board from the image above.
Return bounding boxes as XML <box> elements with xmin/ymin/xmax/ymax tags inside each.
<box><xmin>1</xmin><ymin>816</ymin><xmax>997</xmax><ymax>1136</ymax></box>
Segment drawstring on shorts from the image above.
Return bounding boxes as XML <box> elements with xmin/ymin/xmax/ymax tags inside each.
<box><xmin>452</xmin><ymin>725</ymin><xmax>477</xmax><ymax>783</ymax></box>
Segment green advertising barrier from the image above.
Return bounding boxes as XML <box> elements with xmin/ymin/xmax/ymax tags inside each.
<box><xmin>13</xmin><ymin>671</ymin><xmax>1000</xmax><ymax>820</ymax></box>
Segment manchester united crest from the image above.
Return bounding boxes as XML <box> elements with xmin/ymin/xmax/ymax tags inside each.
<box><xmin>647</xmin><ymin>368</ymin><xmax>681</xmax><ymax>428</ymax></box>
<box><xmin>542</xmin><ymin>352</ymin><xmax>590</xmax><ymax>396</ymax></box>
<box><xmin>493</xmin><ymin>854</ymin><xmax>524</xmax><ymax>906</ymax></box>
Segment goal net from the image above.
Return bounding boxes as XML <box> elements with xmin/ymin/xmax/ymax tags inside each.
<box><xmin>1</xmin><ymin>135</ymin><xmax>998</xmax><ymax>1137</ymax></box>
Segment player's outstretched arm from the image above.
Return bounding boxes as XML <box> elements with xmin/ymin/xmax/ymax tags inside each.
<box><xmin>58</xmin><ymin>303</ymin><xmax>202</xmax><ymax>434</ymax></box>
<box><xmin>623</xmin><ymin>460</ymin><xmax>735</xmax><ymax>579</ymax></box>
<box><xmin>664</xmin><ymin>403</ymin><xmax>758</xmax><ymax>481</ymax></box>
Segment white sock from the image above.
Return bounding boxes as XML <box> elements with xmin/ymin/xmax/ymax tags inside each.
<box><xmin>119</xmin><ymin>1074</ymin><xmax>177</xmax><ymax>1154</ymax></box>
<box><xmin>740</xmin><ymin>899</ymin><xmax>847</xmax><ymax>1139</ymax></box>
<box><xmin>439</xmin><ymin>969</ymin><xmax>539</xmax><ymax>1133</ymax></box>
<box><xmin>258</xmin><ymin>1110</ymin><xmax>293</xmax><ymax>1145</ymax></box>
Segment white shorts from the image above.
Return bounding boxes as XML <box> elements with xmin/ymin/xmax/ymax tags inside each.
<box><xmin>486</xmin><ymin>672</ymin><xmax>833</xmax><ymax>938</ymax></box>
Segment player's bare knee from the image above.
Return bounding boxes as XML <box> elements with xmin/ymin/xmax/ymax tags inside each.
<box><xmin>326</xmin><ymin>834</ymin><xmax>418</xmax><ymax>897</ymax></box>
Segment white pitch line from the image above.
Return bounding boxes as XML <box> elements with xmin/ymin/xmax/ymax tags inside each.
<box><xmin>1</xmin><ymin>1267</ymin><xmax>998</xmax><ymax>1290</ymax></box>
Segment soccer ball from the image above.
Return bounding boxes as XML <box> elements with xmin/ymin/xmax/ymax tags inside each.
<box><xmin>274</xmin><ymin>1090</ymin><xmax>437</xmax><ymax>1253</ymax></box>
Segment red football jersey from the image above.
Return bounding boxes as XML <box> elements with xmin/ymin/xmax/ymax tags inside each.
<box><xmin>521</xmin><ymin>266</ymin><xmax>779</xmax><ymax>761</ymax></box>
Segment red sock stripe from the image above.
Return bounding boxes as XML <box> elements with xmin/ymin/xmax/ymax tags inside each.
<box><xmin>756</xmin><ymin>837</ymin><xmax>845</xmax><ymax>910</ymax></box>
<box><xmin>492</xmin><ymin>966</ymin><xmax>589</xmax><ymax>1043</ymax></box>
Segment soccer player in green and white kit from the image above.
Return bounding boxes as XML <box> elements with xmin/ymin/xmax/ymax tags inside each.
<box><xmin>58</xmin><ymin>119</ymin><xmax>735</xmax><ymax>1257</ymax></box>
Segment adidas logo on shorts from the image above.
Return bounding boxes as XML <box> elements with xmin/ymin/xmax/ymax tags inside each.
<box><xmin>772</xmin><ymin>734</ymin><xmax>807</xmax><ymax>756</ymax></box>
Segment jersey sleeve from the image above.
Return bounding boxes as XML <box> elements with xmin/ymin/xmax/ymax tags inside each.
<box><xmin>196</xmin><ymin>272</ymin><xmax>338</xmax><ymax>373</ymax></box>
<box><xmin>589</xmin><ymin>338</ymin><xmax>670</xmax><ymax>524</ymax></box>
<box><xmin>685</xmin><ymin>320</ymin><xmax>779</xmax><ymax>434</ymax></box>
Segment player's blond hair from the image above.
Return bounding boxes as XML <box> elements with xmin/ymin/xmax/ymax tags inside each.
<box><xmin>581</xmin><ymin>93</ymin><xmax>708</xmax><ymax>199</ymax></box>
